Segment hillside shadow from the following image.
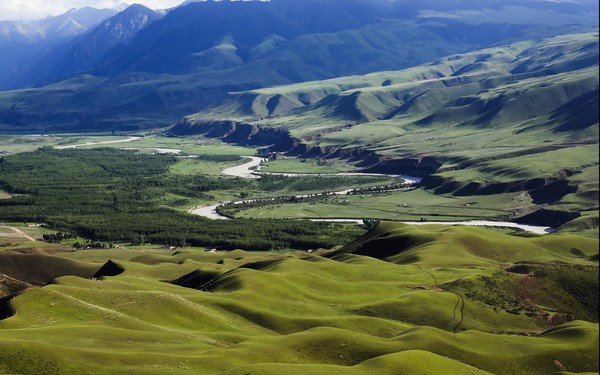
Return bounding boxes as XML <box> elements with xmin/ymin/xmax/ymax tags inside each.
<box><xmin>0</xmin><ymin>295</ymin><xmax>17</xmax><ymax>321</ymax></box>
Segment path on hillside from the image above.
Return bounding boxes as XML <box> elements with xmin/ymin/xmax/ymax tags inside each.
<box><xmin>1</xmin><ymin>226</ymin><xmax>36</xmax><ymax>242</ymax></box>
<box><xmin>189</xmin><ymin>156</ymin><xmax>555</xmax><ymax>234</ymax></box>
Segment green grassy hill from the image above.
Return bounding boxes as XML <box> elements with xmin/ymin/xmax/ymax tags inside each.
<box><xmin>174</xmin><ymin>32</ymin><xmax>598</xmax><ymax>230</ymax></box>
<box><xmin>0</xmin><ymin>222</ymin><xmax>597</xmax><ymax>374</ymax></box>
<box><xmin>178</xmin><ymin>32</ymin><xmax>598</xmax><ymax>146</ymax></box>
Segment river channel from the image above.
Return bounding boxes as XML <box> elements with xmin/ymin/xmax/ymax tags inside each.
<box><xmin>189</xmin><ymin>157</ymin><xmax>555</xmax><ymax>234</ymax></box>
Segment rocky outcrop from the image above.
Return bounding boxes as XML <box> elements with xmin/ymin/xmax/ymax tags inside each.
<box><xmin>168</xmin><ymin>120</ymin><xmax>296</xmax><ymax>151</ymax></box>
<box><xmin>359</xmin><ymin>156</ymin><xmax>442</xmax><ymax>177</ymax></box>
<box><xmin>0</xmin><ymin>273</ymin><xmax>30</xmax><ymax>298</ymax></box>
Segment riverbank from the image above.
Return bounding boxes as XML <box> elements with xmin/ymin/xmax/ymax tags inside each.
<box><xmin>189</xmin><ymin>156</ymin><xmax>556</xmax><ymax>234</ymax></box>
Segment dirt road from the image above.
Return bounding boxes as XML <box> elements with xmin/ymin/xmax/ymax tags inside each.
<box><xmin>1</xmin><ymin>226</ymin><xmax>36</xmax><ymax>241</ymax></box>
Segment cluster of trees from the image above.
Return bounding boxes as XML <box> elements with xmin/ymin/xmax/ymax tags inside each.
<box><xmin>0</xmin><ymin>148</ymin><xmax>364</xmax><ymax>250</ymax></box>
<box><xmin>218</xmin><ymin>179</ymin><xmax>405</xmax><ymax>217</ymax></box>
<box><xmin>348</xmin><ymin>182</ymin><xmax>412</xmax><ymax>195</ymax></box>
<box><xmin>42</xmin><ymin>232</ymin><xmax>76</xmax><ymax>243</ymax></box>
<box><xmin>73</xmin><ymin>240</ymin><xmax>111</xmax><ymax>249</ymax></box>
<box><xmin>362</xmin><ymin>219</ymin><xmax>380</xmax><ymax>230</ymax></box>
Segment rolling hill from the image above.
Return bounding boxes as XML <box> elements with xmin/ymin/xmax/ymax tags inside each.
<box><xmin>172</xmin><ymin>31</ymin><xmax>599</xmax><ymax>227</ymax></box>
<box><xmin>0</xmin><ymin>222</ymin><xmax>597</xmax><ymax>374</ymax></box>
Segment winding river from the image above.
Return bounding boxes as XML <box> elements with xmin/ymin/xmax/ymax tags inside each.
<box><xmin>189</xmin><ymin>156</ymin><xmax>555</xmax><ymax>234</ymax></box>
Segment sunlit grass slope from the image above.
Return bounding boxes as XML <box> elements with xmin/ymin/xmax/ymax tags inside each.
<box><xmin>0</xmin><ymin>222</ymin><xmax>597</xmax><ymax>374</ymax></box>
<box><xmin>176</xmin><ymin>32</ymin><xmax>599</xmax><ymax>229</ymax></box>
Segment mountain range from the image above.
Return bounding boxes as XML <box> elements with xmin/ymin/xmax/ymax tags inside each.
<box><xmin>0</xmin><ymin>6</ymin><xmax>119</xmax><ymax>44</ymax></box>
<box><xmin>0</xmin><ymin>0</ymin><xmax>597</xmax><ymax>134</ymax></box>
<box><xmin>0</xmin><ymin>5</ymin><xmax>122</xmax><ymax>89</ymax></box>
<box><xmin>1</xmin><ymin>0</ymin><xmax>594</xmax><ymax>223</ymax></box>
<box><xmin>10</xmin><ymin>4</ymin><xmax>162</xmax><ymax>88</ymax></box>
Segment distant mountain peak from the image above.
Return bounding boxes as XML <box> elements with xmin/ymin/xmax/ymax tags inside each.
<box><xmin>100</xmin><ymin>4</ymin><xmax>159</xmax><ymax>41</ymax></box>
<box><xmin>66</xmin><ymin>6</ymin><xmax>102</xmax><ymax>16</ymax></box>
<box><xmin>52</xmin><ymin>17</ymin><xmax>86</xmax><ymax>38</ymax></box>
<box><xmin>113</xmin><ymin>3</ymin><xmax>131</xmax><ymax>12</ymax></box>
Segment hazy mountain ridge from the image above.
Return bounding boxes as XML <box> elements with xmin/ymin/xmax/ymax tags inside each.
<box><xmin>89</xmin><ymin>0</ymin><xmax>387</xmax><ymax>76</ymax></box>
<box><xmin>87</xmin><ymin>0</ymin><xmax>598</xmax><ymax>78</ymax></box>
<box><xmin>0</xmin><ymin>0</ymin><xmax>597</xmax><ymax>131</ymax></box>
<box><xmin>180</xmin><ymin>32</ymin><xmax>598</xmax><ymax>133</ymax></box>
<box><xmin>0</xmin><ymin>7</ymin><xmax>117</xmax><ymax>44</ymax></box>
<box><xmin>15</xmin><ymin>5</ymin><xmax>162</xmax><ymax>88</ymax></box>
<box><xmin>0</xmin><ymin>6</ymin><xmax>119</xmax><ymax>89</ymax></box>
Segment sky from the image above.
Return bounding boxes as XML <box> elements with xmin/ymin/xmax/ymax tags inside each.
<box><xmin>0</xmin><ymin>0</ymin><xmax>187</xmax><ymax>21</ymax></box>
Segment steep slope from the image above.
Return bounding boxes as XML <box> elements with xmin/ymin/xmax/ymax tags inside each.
<box><xmin>176</xmin><ymin>32</ymin><xmax>598</xmax><ymax>139</ymax></box>
<box><xmin>22</xmin><ymin>5</ymin><xmax>162</xmax><ymax>86</ymax></box>
<box><xmin>0</xmin><ymin>253</ymin><xmax>99</xmax><ymax>286</ymax></box>
<box><xmin>0</xmin><ymin>6</ymin><xmax>118</xmax><ymax>89</ymax></box>
<box><xmin>172</xmin><ymin>32</ymin><xmax>598</xmax><ymax>225</ymax></box>
<box><xmin>0</xmin><ymin>0</ymin><xmax>597</xmax><ymax>130</ymax></box>
<box><xmin>40</xmin><ymin>7</ymin><xmax>121</xmax><ymax>40</ymax></box>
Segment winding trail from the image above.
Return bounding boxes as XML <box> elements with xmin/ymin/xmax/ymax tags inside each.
<box><xmin>1</xmin><ymin>226</ymin><xmax>36</xmax><ymax>242</ymax></box>
<box><xmin>451</xmin><ymin>292</ymin><xmax>466</xmax><ymax>333</ymax></box>
<box><xmin>189</xmin><ymin>156</ymin><xmax>556</xmax><ymax>234</ymax></box>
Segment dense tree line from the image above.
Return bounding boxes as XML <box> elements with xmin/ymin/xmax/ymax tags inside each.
<box><xmin>347</xmin><ymin>183</ymin><xmax>413</xmax><ymax>195</ymax></box>
<box><xmin>42</xmin><ymin>232</ymin><xmax>76</xmax><ymax>243</ymax></box>
<box><xmin>0</xmin><ymin>148</ymin><xmax>364</xmax><ymax>250</ymax></box>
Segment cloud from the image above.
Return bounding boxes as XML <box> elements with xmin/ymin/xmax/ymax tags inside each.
<box><xmin>0</xmin><ymin>0</ymin><xmax>185</xmax><ymax>21</ymax></box>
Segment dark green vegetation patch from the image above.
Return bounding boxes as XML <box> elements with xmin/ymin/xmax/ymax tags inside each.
<box><xmin>0</xmin><ymin>148</ymin><xmax>365</xmax><ymax>250</ymax></box>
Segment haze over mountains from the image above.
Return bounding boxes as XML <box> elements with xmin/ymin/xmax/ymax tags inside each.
<box><xmin>0</xmin><ymin>5</ymin><xmax>122</xmax><ymax>89</ymax></box>
<box><xmin>0</xmin><ymin>0</ymin><xmax>597</xmax><ymax>135</ymax></box>
<box><xmin>0</xmin><ymin>6</ymin><xmax>118</xmax><ymax>43</ymax></box>
<box><xmin>12</xmin><ymin>4</ymin><xmax>163</xmax><ymax>88</ymax></box>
